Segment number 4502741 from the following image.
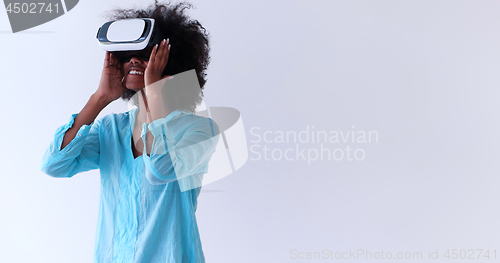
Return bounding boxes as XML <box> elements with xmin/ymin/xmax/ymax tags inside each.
<box><xmin>6</xmin><ymin>3</ymin><xmax>60</xmax><ymax>14</ymax></box>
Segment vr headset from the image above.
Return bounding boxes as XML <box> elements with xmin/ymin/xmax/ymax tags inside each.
<box><xmin>96</xmin><ymin>18</ymin><xmax>165</xmax><ymax>63</ymax></box>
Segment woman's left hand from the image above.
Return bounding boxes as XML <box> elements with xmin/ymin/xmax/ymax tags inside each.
<box><xmin>144</xmin><ymin>38</ymin><xmax>170</xmax><ymax>87</ymax></box>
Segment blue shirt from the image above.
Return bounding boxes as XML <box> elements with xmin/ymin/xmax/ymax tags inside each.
<box><xmin>41</xmin><ymin>107</ymin><xmax>220</xmax><ymax>263</ymax></box>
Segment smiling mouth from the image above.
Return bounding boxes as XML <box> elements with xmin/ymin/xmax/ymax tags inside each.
<box><xmin>129</xmin><ymin>69</ymin><xmax>144</xmax><ymax>75</ymax></box>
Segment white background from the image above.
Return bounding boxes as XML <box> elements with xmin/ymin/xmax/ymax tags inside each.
<box><xmin>1</xmin><ymin>0</ymin><xmax>499</xmax><ymax>262</ymax></box>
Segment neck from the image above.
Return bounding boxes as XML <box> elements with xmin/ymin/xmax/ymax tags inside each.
<box><xmin>134</xmin><ymin>87</ymin><xmax>173</xmax><ymax>124</ymax></box>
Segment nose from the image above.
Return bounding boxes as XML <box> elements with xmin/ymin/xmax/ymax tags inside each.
<box><xmin>129</xmin><ymin>56</ymin><xmax>145</xmax><ymax>64</ymax></box>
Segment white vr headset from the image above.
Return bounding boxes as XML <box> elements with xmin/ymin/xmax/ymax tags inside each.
<box><xmin>96</xmin><ymin>18</ymin><xmax>165</xmax><ymax>62</ymax></box>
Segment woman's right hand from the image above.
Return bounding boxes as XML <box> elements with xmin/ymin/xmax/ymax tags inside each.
<box><xmin>95</xmin><ymin>51</ymin><xmax>127</xmax><ymax>103</ymax></box>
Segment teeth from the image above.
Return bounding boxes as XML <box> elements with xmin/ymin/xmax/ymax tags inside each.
<box><xmin>129</xmin><ymin>70</ymin><xmax>144</xmax><ymax>75</ymax></box>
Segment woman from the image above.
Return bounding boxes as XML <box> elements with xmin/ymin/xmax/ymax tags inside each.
<box><xmin>41</xmin><ymin>2</ymin><xmax>219</xmax><ymax>262</ymax></box>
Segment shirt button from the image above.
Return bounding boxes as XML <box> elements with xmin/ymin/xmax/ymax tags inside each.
<box><xmin>81</xmin><ymin>126</ymin><xmax>85</xmax><ymax>130</ymax></box>
<box><xmin>78</xmin><ymin>134</ymin><xmax>81</xmax><ymax>137</ymax></box>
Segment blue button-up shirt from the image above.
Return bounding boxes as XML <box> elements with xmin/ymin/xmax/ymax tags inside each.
<box><xmin>41</xmin><ymin>107</ymin><xmax>220</xmax><ymax>263</ymax></box>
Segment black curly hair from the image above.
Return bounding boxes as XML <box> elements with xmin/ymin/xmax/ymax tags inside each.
<box><xmin>102</xmin><ymin>1</ymin><xmax>210</xmax><ymax>109</ymax></box>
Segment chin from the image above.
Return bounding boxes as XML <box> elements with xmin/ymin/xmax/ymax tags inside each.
<box><xmin>124</xmin><ymin>76</ymin><xmax>146</xmax><ymax>91</ymax></box>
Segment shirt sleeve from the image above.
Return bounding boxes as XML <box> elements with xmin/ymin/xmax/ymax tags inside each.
<box><xmin>141</xmin><ymin>116</ymin><xmax>220</xmax><ymax>185</ymax></box>
<box><xmin>40</xmin><ymin>113</ymin><xmax>101</xmax><ymax>178</ymax></box>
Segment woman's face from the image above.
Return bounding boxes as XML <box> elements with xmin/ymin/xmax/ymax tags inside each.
<box><xmin>122</xmin><ymin>56</ymin><xmax>149</xmax><ymax>91</ymax></box>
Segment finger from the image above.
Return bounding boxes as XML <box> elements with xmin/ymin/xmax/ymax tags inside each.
<box><xmin>115</xmin><ymin>59</ymin><xmax>124</xmax><ymax>75</ymax></box>
<box><xmin>108</xmin><ymin>53</ymin><xmax>118</xmax><ymax>69</ymax></box>
<box><xmin>157</xmin><ymin>39</ymin><xmax>169</xmax><ymax>66</ymax></box>
<box><xmin>156</xmin><ymin>39</ymin><xmax>166</xmax><ymax>62</ymax></box>
<box><xmin>149</xmin><ymin>44</ymin><xmax>158</xmax><ymax>66</ymax></box>
<box><xmin>110</xmin><ymin>53</ymin><xmax>120</xmax><ymax>66</ymax></box>
<box><xmin>165</xmin><ymin>40</ymin><xmax>170</xmax><ymax>63</ymax></box>
<box><xmin>154</xmin><ymin>40</ymin><xmax>168</xmax><ymax>71</ymax></box>
<box><xmin>109</xmin><ymin>53</ymin><xmax>115</xmax><ymax>67</ymax></box>
<box><xmin>104</xmin><ymin>51</ymin><xmax>111</xmax><ymax>68</ymax></box>
<box><xmin>162</xmin><ymin>38</ymin><xmax>170</xmax><ymax>64</ymax></box>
